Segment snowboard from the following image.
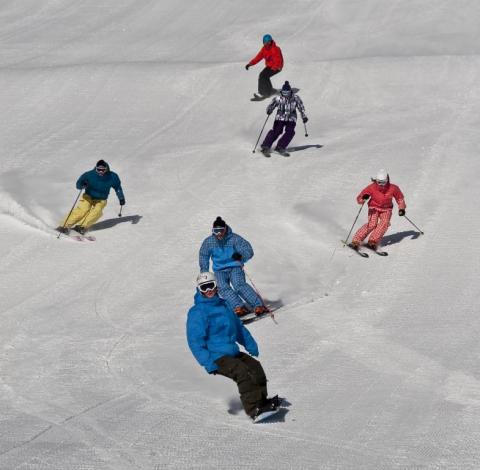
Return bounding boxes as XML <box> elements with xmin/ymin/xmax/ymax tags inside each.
<box><xmin>253</xmin><ymin>407</ymin><xmax>280</xmax><ymax>424</ymax></box>
<box><xmin>241</xmin><ymin>307</ymin><xmax>277</xmax><ymax>324</ymax></box>
<box><xmin>250</xmin><ymin>88</ymin><xmax>300</xmax><ymax>102</ymax></box>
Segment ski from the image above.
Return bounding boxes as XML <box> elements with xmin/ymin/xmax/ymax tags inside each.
<box><xmin>55</xmin><ymin>228</ymin><xmax>96</xmax><ymax>242</ymax></box>
<box><xmin>274</xmin><ymin>149</ymin><xmax>290</xmax><ymax>157</ymax></box>
<box><xmin>241</xmin><ymin>307</ymin><xmax>277</xmax><ymax>324</ymax></box>
<box><xmin>364</xmin><ymin>245</ymin><xmax>388</xmax><ymax>256</ymax></box>
<box><xmin>250</xmin><ymin>93</ymin><xmax>269</xmax><ymax>102</ymax></box>
<box><xmin>341</xmin><ymin>240</ymin><xmax>369</xmax><ymax>258</ymax></box>
<box><xmin>253</xmin><ymin>408</ymin><xmax>280</xmax><ymax>423</ymax></box>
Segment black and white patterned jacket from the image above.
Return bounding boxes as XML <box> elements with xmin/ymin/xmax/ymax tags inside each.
<box><xmin>266</xmin><ymin>94</ymin><xmax>307</xmax><ymax>123</ymax></box>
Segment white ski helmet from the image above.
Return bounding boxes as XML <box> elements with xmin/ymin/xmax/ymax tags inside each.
<box><xmin>196</xmin><ymin>271</ymin><xmax>217</xmax><ymax>288</ymax></box>
<box><xmin>375</xmin><ymin>169</ymin><xmax>389</xmax><ymax>184</ymax></box>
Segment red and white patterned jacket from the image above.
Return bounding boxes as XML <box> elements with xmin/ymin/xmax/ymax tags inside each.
<box><xmin>357</xmin><ymin>182</ymin><xmax>406</xmax><ymax>212</ymax></box>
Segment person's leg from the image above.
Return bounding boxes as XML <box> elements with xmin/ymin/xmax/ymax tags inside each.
<box><xmin>81</xmin><ymin>199</ymin><xmax>108</xmax><ymax>229</ymax></box>
<box><xmin>367</xmin><ymin>210</ymin><xmax>392</xmax><ymax>246</ymax></box>
<box><xmin>229</xmin><ymin>267</ymin><xmax>262</xmax><ymax>308</ymax></box>
<box><xmin>238</xmin><ymin>353</ymin><xmax>268</xmax><ymax>400</ymax></box>
<box><xmin>215</xmin><ymin>354</ymin><xmax>267</xmax><ymax>417</ymax></box>
<box><xmin>352</xmin><ymin>209</ymin><xmax>379</xmax><ymax>245</ymax></box>
<box><xmin>258</xmin><ymin>68</ymin><xmax>280</xmax><ymax>96</ymax></box>
<box><xmin>261</xmin><ymin>120</ymin><xmax>285</xmax><ymax>149</ymax></box>
<box><xmin>276</xmin><ymin>121</ymin><xmax>296</xmax><ymax>149</ymax></box>
<box><xmin>62</xmin><ymin>195</ymin><xmax>93</xmax><ymax>227</ymax></box>
<box><xmin>216</xmin><ymin>269</ymin><xmax>244</xmax><ymax>311</ymax></box>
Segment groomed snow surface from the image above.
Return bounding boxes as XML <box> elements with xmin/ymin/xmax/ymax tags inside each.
<box><xmin>1</xmin><ymin>1</ymin><xmax>480</xmax><ymax>469</ymax></box>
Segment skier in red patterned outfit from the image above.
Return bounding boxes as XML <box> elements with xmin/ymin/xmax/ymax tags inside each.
<box><xmin>351</xmin><ymin>169</ymin><xmax>406</xmax><ymax>251</ymax></box>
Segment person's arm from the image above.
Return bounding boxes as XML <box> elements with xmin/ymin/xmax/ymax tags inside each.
<box><xmin>232</xmin><ymin>234</ymin><xmax>254</xmax><ymax>264</ymax></box>
<box><xmin>186</xmin><ymin>310</ymin><xmax>218</xmax><ymax>373</ymax></box>
<box><xmin>394</xmin><ymin>186</ymin><xmax>406</xmax><ymax>213</ymax></box>
<box><xmin>199</xmin><ymin>238</ymin><xmax>212</xmax><ymax>272</ymax></box>
<box><xmin>248</xmin><ymin>48</ymin><xmax>265</xmax><ymax>67</ymax></box>
<box><xmin>112</xmin><ymin>174</ymin><xmax>125</xmax><ymax>205</ymax></box>
<box><xmin>356</xmin><ymin>185</ymin><xmax>372</xmax><ymax>204</ymax></box>
<box><xmin>76</xmin><ymin>172</ymin><xmax>89</xmax><ymax>190</ymax></box>
<box><xmin>271</xmin><ymin>46</ymin><xmax>283</xmax><ymax>71</ymax></box>
<box><xmin>295</xmin><ymin>95</ymin><xmax>307</xmax><ymax>121</ymax></box>
<box><xmin>266</xmin><ymin>97</ymin><xmax>278</xmax><ymax>115</ymax></box>
<box><xmin>234</xmin><ymin>316</ymin><xmax>259</xmax><ymax>357</ymax></box>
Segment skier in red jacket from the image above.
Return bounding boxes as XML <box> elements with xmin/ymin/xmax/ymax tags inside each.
<box><xmin>246</xmin><ymin>34</ymin><xmax>283</xmax><ymax>98</ymax></box>
<box><xmin>350</xmin><ymin>169</ymin><xmax>406</xmax><ymax>251</ymax></box>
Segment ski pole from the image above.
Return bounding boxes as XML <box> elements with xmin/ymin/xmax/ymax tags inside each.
<box><xmin>118</xmin><ymin>205</ymin><xmax>123</xmax><ymax>218</ymax></box>
<box><xmin>303</xmin><ymin>121</ymin><xmax>308</xmax><ymax>137</ymax></box>
<box><xmin>342</xmin><ymin>201</ymin><xmax>366</xmax><ymax>246</ymax></box>
<box><xmin>403</xmin><ymin>214</ymin><xmax>424</xmax><ymax>235</ymax></box>
<box><xmin>57</xmin><ymin>188</ymin><xmax>83</xmax><ymax>239</ymax></box>
<box><xmin>244</xmin><ymin>269</ymin><xmax>278</xmax><ymax>324</ymax></box>
<box><xmin>252</xmin><ymin>114</ymin><xmax>270</xmax><ymax>153</ymax></box>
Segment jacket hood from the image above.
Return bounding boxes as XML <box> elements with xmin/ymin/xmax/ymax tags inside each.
<box><xmin>94</xmin><ymin>160</ymin><xmax>111</xmax><ymax>172</ymax></box>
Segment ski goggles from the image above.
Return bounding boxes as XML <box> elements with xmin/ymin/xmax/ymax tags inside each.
<box><xmin>96</xmin><ymin>166</ymin><xmax>107</xmax><ymax>174</ymax></box>
<box><xmin>212</xmin><ymin>227</ymin><xmax>226</xmax><ymax>235</ymax></box>
<box><xmin>199</xmin><ymin>281</ymin><xmax>217</xmax><ymax>293</ymax></box>
<box><xmin>377</xmin><ymin>179</ymin><xmax>387</xmax><ymax>186</ymax></box>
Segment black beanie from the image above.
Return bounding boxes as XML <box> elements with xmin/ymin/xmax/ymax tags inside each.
<box><xmin>213</xmin><ymin>216</ymin><xmax>226</xmax><ymax>228</ymax></box>
<box><xmin>96</xmin><ymin>159</ymin><xmax>108</xmax><ymax>169</ymax></box>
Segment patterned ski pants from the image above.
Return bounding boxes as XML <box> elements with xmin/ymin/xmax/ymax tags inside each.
<box><xmin>215</xmin><ymin>352</ymin><xmax>268</xmax><ymax>417</ymax></box>
<box><xmin>62</xmin><ymin>194</ymin><xmax>107</xmax><ymax>229</ymax></box>
<box><xmin>352</xmin><ymin>208</ymin><xmax>392</xmax><ymax>246</ymax></box>
<box><xmin>215</xmin><ymin>267</ymin><xmax>262</xmax><ymax>310</ymax></box>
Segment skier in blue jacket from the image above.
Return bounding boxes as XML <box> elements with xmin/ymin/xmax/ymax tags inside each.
<box><xmin>57</xmin><ymin>160</ymin><xmax>125</xmax><ymax>235</ymax></box>
<box><xmin>199</xmin><ymin>216</ymin><xmax>268</xmax><ymax>317</ymax></box>
<box><xmin>186</xmin><ymin>272</ymin><xmax>279</xmax><ymax>420</ymax></box>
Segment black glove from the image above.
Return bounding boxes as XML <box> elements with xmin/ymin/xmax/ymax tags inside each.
<box><xmin>119</xmin><ymin>198</ymin><xmax>126</xmax><ymax>206</ymax></box>
<box><xmin>232</xmin><ymin>252</ymin><xmax>242</xmax><ymax>261</ymax></box>
<box><xmin>302</xmin><ymin>117</ymin><xmax>308</xmax><ymax>123</ymax></box>
<box><xmin>362</xmin><ymin>194</ymin><xmax>370</xmax><ymax>200</ymax></box>
<box><xmin>245</xmin><ymin>64</ymin><xmax>250</xmax><ymax>70</ymax></box>
<box><xmin>209</xmin><ymin>370</ymin><xmax>217</xmax><ymax>375</ymax></box>
<box><xmin>267</xmin><ymin>109</ymin><xmax>272</xmax><ymax>115</ymax></box>
<box><xmin>398</xmin><ymin>209</ymin><xmax>405</xmax><ymax>216</ymax></box>
<box><xmin>81</xmin><ymin>182</ymin><xmax>88</xmax><ymax>189</ymax></box>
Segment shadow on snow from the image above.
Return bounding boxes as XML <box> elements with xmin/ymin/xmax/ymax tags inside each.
<box><xmin>90</xmin><ymin>214</ymin><xmax>143</xmax><ymax>232</ymax></box>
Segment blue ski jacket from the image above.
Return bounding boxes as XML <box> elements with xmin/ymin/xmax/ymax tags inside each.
<box><xmin>186</xmin><ymin>291</ymin><xmax>259</xmax><ymax>373</ymax></box>
<box><xmin>199</xmin><ymin>226</ymin><xmax>254</xmax><ymax>272</ymax></box>
<box><xmin>76</xmin><ymin>163</ymin><xmax>125</xmax><ymax>202</ymax></box>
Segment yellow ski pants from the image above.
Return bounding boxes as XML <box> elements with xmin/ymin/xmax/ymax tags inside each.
<box><xmin>62</xmin><ymin>194</ymin><xmax>107</xmax><ymax>229</ymax></box>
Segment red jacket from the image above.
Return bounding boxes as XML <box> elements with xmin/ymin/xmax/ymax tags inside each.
<box><xmin>357</xmin><ymin>182</ymin><xmax>406</xmax><ymax>211</ymax></box>
<box><xmin>248</xmin><ymin>41</ymin><xmax>283</xmax><ymax>71</ymax></box>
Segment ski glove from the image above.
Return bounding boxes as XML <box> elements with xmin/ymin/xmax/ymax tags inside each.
<box><xmin>398</xmin><ymin>209</ymin><xmax>405</xmax><ymax>216</ymax></box>
<box><xmin>209</xmin><ymin>370</ymin><xmax>217</xmax><ymax>375</ymax></box>
<box><xmin>232</xmin><ymin>252</ymin><xmax>243</xmax><ymax>261</ymax></box>
<box><xmin>81</xmin><ymin>182</ymin><xmax>88</xmax><ymax>188</ymax></box>
<box><xmin>362</xmin><ymin>194</ymin><xmax>370</xmax><ymax>200</ymax></box>
<box><xmin>119</xmin><ymin>198</ymin><xmax>126</xmax><ymax>206</ymax></box>
<box><xmin>245</xmin><ymin>64</ymin><xmax>250</xmax><ymax>70</ymax></box>
<box><xmin>302</xmin><ymin>117</ymin><xmax>308</xmax><ymax>123</ymax></box>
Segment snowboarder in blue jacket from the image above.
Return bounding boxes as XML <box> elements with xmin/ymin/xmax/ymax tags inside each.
<box><xmin>199</xmin><ymin>216</ymin><xmax>268</xmax><ymax>317</ymax></box>
<box><xmin>57</xmin><ymin>160</ymin><xmax>125</xmax><ymax>235</ymax></box>
<box><xmin>186</xmin><ymin>272</ymin><xmax>279</xmax><ymax>419</ymax></box>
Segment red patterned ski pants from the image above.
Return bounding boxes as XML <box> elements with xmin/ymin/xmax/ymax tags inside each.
<box><xmin>352</xmin><ymin>208</ymin><xmax>392</xmax><ymax>245</ymax></box>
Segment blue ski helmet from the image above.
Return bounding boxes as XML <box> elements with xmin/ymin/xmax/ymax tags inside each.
<box><xmin>263</xmin><ymin>34</ymin><xmax>273</xmax><ymax>44</ymax></box>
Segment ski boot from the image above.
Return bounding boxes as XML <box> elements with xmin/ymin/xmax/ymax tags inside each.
<box><xmin>260</xmin><ymin>146</ymin><xmax>271</xmax><ymax>158</ymax></box>
<box><xmin>234</xmin><ymin>306</ymin><xmax>249</xmax><ymax>317</ymax></box>
<box><xmin>275</xmin><ymin>147</ymin><xmax>290</xmax><ymax>157</ymax></box>
<box><xmin>254</xmin><ymin>305</ymin><xmax>269</xmax><ymax>316</ymax></box>
<box><xmin>73</xmin><ymin>225</ymin><xmax>87</xmax><ymax>235</ymax></box>
<box><xmin>56</xmin><ymin>226</ymin><xmax>70</xmax><ymax>235</ymax></box>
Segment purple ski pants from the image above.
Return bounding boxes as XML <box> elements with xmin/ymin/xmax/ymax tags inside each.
<box><xmin>262</xmin><ymin>120</ymin><xmax>296</xmax><ymax>150</ymax></box>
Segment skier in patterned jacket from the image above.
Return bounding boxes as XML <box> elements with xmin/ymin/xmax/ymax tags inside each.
<box><xmin>245</xmin><ymin>34</ymin><xmax>283</xmax><ymax>98</ymax></box>
<box><xmin>260</xmin><ymin>81</ymin><xmax>308</xmax><ymax>157</ymax></box>
<box><xmin>199</xmin><ymin>217</ymin><xmax>268</xmax><ymax>317</ymax></box>
<box><xmin>186</xmin><ymin>272</ymin><xmax>280</xmax><ymax>420</ymax></box>
<box><xmin>350</xmin><ymin>169</ymin><xmax>406</xmax><ymax>251</ymax></box>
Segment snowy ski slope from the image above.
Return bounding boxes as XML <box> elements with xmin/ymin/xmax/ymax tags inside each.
<box><xmin>1</xmin><ymin>1</ymin><xmax>480</xmax><ymax>468</ymax></box>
